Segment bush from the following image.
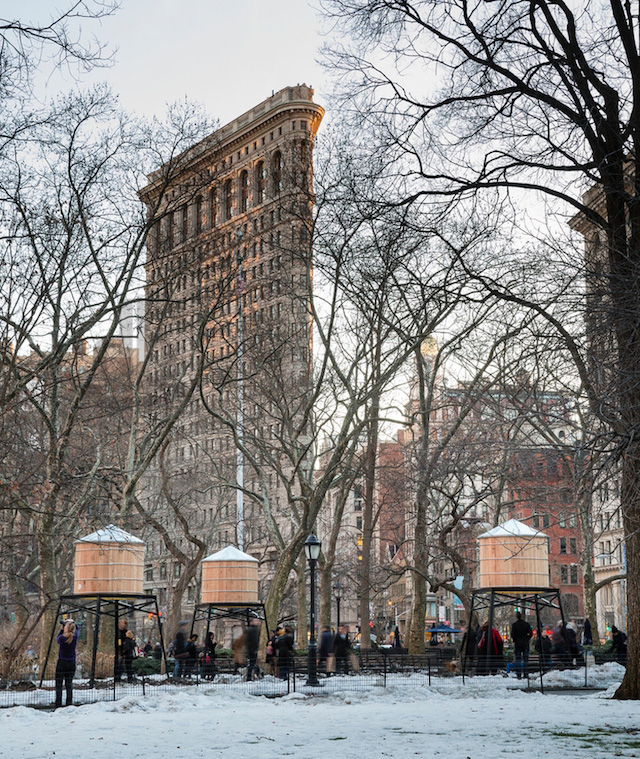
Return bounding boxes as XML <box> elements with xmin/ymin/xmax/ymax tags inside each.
<box><xmin>133</xmin><ymin>656</ymin><xmax>162</xmax><ymax>675</ymax></box>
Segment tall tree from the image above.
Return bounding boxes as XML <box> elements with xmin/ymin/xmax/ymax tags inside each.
<box><xmin>323</xmin><ymin>0</ymin><xmax>640</xmax><ymax>699</ymax></box>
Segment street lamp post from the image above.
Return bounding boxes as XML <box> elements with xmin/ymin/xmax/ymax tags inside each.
<box><xmin>304</xmin><ymin>534</ymin><xmax>322</xmax><ymax>686</ymax></box>
<box><xmin>333</xmin><ymin>581</ymin><xmax>343</xmax><ymax>630</ymax></box>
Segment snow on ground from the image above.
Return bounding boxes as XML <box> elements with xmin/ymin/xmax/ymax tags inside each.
<box><xmin>1</xmin><ymin>665</ymin><xmax>637</xmax><ymax>759</ymax></box>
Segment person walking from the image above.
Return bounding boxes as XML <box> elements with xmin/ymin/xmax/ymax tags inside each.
<box><xmin>54</xmin><ymin>620</ymin><xmax>78</xmax><ymax>708</ymax></box>
<box><xmin>245</xmin><ymin>618</ymin><xmax>261</xmax><ymax>681</ymax></box>
<box><xmin>477</xmin><ymin>621</ymin><xmax>504</xmax><ymax>675</ymax></box>
<box><xmin>115</xmin><ymin>618</ymin><xmax>128</xmax><ymax>681</ymax></box>
<box><xmin>611</xmin><ymin>625</ymin><xmax>628</xmax><ymax>665</ymax></box>
<box><xmin>122</xmin><ymin>629</ymin><xmax>137</xmax><ymax>683</ymax></box>
<box><xmin>274</xmin><ymin>626</ymin><xmax>294</xmax><ymax>680</ymax></box>
<box><xmin>333</xmin><ymin>626</ymin><xmax>351</xmax><ymax>675</ymax></box>
<box><xmin>172</xmin><ymin>622</ymin><xmax>188</xmax><ymax>678</ymax></box>
<box><xmin>582</xmin><ymin>618</ymin><xmax>593</xmax><ymax>646</ymax></box>
<box><xmin>318</xmin><ymin>625</ymin><xmax>333</xmax><ymax>675</ymax></box>
<box><xmin>510</xmin><ymin>612</ymin><xmax>533</xmax><ymax>679</ymax></box>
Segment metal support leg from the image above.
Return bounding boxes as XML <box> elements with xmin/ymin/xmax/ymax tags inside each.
<box><xmin>89</xmin><ymin>597</ymin><xmax>101</xmax><ymax>686</ymax></box>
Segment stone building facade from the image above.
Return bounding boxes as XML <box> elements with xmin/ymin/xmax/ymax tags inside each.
<box><xmin>138</xmin><ymin>86</ymin><xmax>324</xmax><ymax>618</ymax></box>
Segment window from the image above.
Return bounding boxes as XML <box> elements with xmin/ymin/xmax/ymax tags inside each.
<box><xmin>569</xmin><ymin>513</ymin><xmax>576</xmax><ymax>528</ymax></box>
<box><xmin>356</xmin><ymin>516</ymin><xmax>363</xmax><ymax>530</ymax></box>
<box><xmin>559</xmin><ymin>513</ymin><xmax>566</xmax><ymax>528</ymax></box>
<box><xmin>533</xmin><ymin>514</ymin><xmax>540</xmax><ymax>529</ymax></box>
<box><xmin>560</xmin><ymin>565</ymin><xmax>568</xmax><ymax>584</ymax></box>
<box><xmin>181</xmin><ymin>204</ymin><xmax>188</xmax><ymax>242</ymax></box>
<box><xmin>210</xmin><ymin>189</ymin><xmax>216</xmax><ymax>227</ymax></box>
<box><xmin>542</xmin><ymin>514</ymin><xmax>550</xmax><ymax>528</ymax></box>
<box><xmin>174</xmin><ymin>563</ymin><xmax>181</xmax><ymax>578</ymax></box>
<box><xmin>224</xmin><ymin>178</ymin><xmax>233</xmax><ymax>220</ymax></box>
<box><xmin>255</xmin><ymin>161</ymin><xmax>265</xmax><ymax>204</ymax></box>
<box><xmin>559</xmin><ymin>537</ymin><xmax>567</xmax><ymax>554</ymax></box>
<box><xmin>570</xmin><ymin>564</ymin><xmax>579</xmax><ymax>584</ymax></box>
<box><xmin>240</xmin><ymin>169</ymin><xmax>248</xmax><ymax>213</ymax></box>
<box><xmin>195</xmin><ymin>195</ymin><xmax>203</xmax><ymax>234</ymax></box>
<box><xmin>272</xmin><ymin>150</ymin><xmax>282</xmax><ymax>194</ymax></box>
<box><xmin>145</xmin><ymin>566</ymin><xmax>154</xmax><ymax>582</ymax></box>
<box><xmin>160</xmin><ymin>564</ymin><xmax>167</xmax><ymax>580</ymax></box>
<box><xmin>569</xmin><ymin>538</ymin><xmax>577</xmax><ymax>554</ymax></box>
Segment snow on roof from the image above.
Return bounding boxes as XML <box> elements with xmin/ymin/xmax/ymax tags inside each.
<box><xmin>478</xmin><ymin>518</ymin><xmax>547</xmax><ymax>539</ymax></box>
<box><xmin>202</xmin><ymin>545</ymin><xmax>259</xmax><ymax>563</ymax></box>
<box><xmin>75</xmin><ymin>524</ymin><xmax>144</xmax><ymax>544</ymax></box>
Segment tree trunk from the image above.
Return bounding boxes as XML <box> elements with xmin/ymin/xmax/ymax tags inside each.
<box><xmin>296</xmin><ymin>555</ymin><xmax>308</xmax><ymax>650</ymax></box>
<box><xmin>614</xmin><ymin>445</ymin><xmax>640</xmax><ymax>699</ymax></box>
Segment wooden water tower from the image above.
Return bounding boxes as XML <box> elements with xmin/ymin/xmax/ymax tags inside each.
<box><xmin>73</xmin><ymin>524</ymin><xmax>145</xmax><ymax>595</ymax></box>
<box><xmin>477</xmin><ymin>518</ymin><xmax>549</xmax><ymax>588</ymax></box>
<box><xmin>201</xmin><ymin>545</ymin><xmax>259</xmax><ymax>603</ymax></box>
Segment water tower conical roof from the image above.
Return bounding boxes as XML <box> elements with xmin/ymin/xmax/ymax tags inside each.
<box><xmin>202</xmin><ymin>545</ymin><xmax>259</xmax><ymax>563</ymax></box>
<box><xmin>478</xmin><ymin>518</ymin><xmax>547</xmax><ymax>539</ymax></box>
<box><xmin>75</xmin><ymin>524</ymin><xmax>144</xmax><ymax>544</ymax></box>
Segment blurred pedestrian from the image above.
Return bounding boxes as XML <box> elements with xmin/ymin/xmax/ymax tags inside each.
<box><xmin>582</xmin><ymin>618</ymin><xmax>593</xmax><ymax>646</ymax></box>
<box><xmin>274</xmin><ymin>626</ymin><xmax>294</xmax><ymax>680</ymax></box>
<box><xmin>54</xmin><ymin>620</ymin><xmax>78</xmax><ymax>708</ymax></box>
<box><xmin>115</xmin><ymin>618</ymin><xmax>128</xmax><ymax>681</ymax></box>
<box><xmin>510</xmin><ymin>612</ymin><xmax>532</xmax><ymax>679</ymax></box>
<box><xmin>333</xmin><ymin>625</ymin><xmax>351</xmax><ymax>675</ymax></box>
<box><xmin>122</xmin><ymin>629</ymin><xmax>137</xmax><ymax>683</ymax></box>
<box><xmin>318</xmin><ymin>625</ymin><xmax>333</xmax><ymax>675</ymax></box>
<box><xmin>611</xmin><ymin>625</ymin><xmax>627</xmax><ymax>665</ymax></box>
<box><xmin>232</xmin><ymin>632</ymin><xmax>246</xmax><ymax>675</ymax></box>
<box><xmin>245</xmin><ymin>618</ymin><xmax>261</xmax><ymax>681</ymax></box>
<box><xmin>172</xmin><ymin>621</ymin><xmax>188</xmax><ymax>678</ymax></box>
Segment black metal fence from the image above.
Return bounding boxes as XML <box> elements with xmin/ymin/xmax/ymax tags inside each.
<box><xmin>0</xmin><ymin>649</ymin><xmax>608</xmax><ymax>709</ymax></box>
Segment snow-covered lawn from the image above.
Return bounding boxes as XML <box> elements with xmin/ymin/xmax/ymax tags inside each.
<box><xmin>1</xmin><ymin>665</ymin><xmax>637</xmax><ymax>758</ymax></box>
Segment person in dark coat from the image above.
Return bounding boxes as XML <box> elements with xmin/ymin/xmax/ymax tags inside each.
<box><xmin>333</xmin><ymin>626</ymin><xmax>351</xmax><ymax>675</ymax></box>
<box><xmin>153</xmin><ymin>641</ymin><xmax>163</xmax><ymax>660</ymax></box>
<box><xmin>245</xmin><ymin>618</ymin><xmax>261</xmax><ymax>681</ymax></box>
<box><xmin>534</xmin><ymin>631</ymin><xmax>553</xmax><ymax>668</ymax></box>
<box><xmin>203</xmin><ymin>632</ymin><xmax>217</xmax><ymax>680</ymax></box>
<box><xmin>184</xmin><ymin>634</ymin><xmax>198</xmax><ymax>677</ymax></box>
<box><xmin>55</xmin><ymin>620</ymin><xmax>79</xmax><ymax>708</ymax></box>
<box><xmin>318</xmin><ymin>626</ymin><xmax>333</xmax><ymax>675</ymax></box>
<box><xmin>510</xmin><ymin>612</ymin><xmax>533</xmax><ymax>679</ymax></box>
<box><xmin>461</xmin><ymin>623</ymin><xmax>479</xmax><ymax>674</ymax></box>
<box><xmin>122</xmin><ymin>629</ymin><xmax>137</xmax><ymax>683</ymax></box>
<box><xmin>582</xmin><ymin>618</ymin><xmax>593</xmax><ymax>646</ymax></box>
<box><xmin>265</xmin><ymin>631</ymin><xmax>277</xmax><ymax>675</ymax></box>
<box><xmin>172</xmin><ymin>623</ymin><xmax>188</xmax><ymax>678</ymax></box>
<box><xmin>611</xmin><ymin>625</ymin><xmax>628</xmax><ymax>665</ymax></box>
<box><xmin>115</xmin><ymin>618</ymin><xmax>128</xmax><ymax>681</ymax></box>
<box><xmin>477</xmin><ymin>621</ymin><xmax>504</xmax><ymax>675</ymax></box>
<box><xmin>551</xmin><ymin>621</ymin><xmax>568</xmax><ymax>667</ymax></box>
<box><xmin>393</xmin><ymin>626</ymin><xmax>402</xmax><ymax>648</ymax></box>
<box><xmin>274</xmin><ymin>626</ymin><xmax>294</xmax><ymax>680</ymax></box>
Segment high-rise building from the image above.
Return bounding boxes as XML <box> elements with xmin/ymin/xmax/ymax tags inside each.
<box><xmin>138</xmin><ymin>86</ymin><xmax>324</xmax><ymax>617</ymax></box>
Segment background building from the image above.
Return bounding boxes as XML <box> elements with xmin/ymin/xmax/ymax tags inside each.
<box><xmin>139</xmin><ymin>85</ymin><xmax>323</xmax><ymax>624</ymax></box>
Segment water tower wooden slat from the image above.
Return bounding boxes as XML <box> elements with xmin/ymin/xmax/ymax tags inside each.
<box><xmin>73</xmin><ymin>525</ymin><xmax>145</xmax><ymax>595</ymax></box>
<box><xmin>478</xmin><ymin>518</ymin><xmax>549</xmax><ymax>588</ymax></box>
<box><xmin>201</xmin><ymin>546</ymin><xmax>259</xmax><ymax>603</ymax></box>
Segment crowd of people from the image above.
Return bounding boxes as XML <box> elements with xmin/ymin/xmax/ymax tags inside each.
<box><xmin>463</xmin><ymin>613</ymin><xmax>628</xmax><ymax>677</ymax></box>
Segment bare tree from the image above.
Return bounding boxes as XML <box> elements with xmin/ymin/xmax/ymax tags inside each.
<box><xmin>323</xmin><ymin>0</ymin><xmax>640</xmax><ymax>699</ymax></box>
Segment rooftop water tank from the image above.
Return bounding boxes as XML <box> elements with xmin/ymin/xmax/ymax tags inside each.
<box><xmin>73</xmin><ymin>524</ymin><xmax>145</xmax><ymax>595</ymax></box>
<box><xmin>477</xmin><ymin>518</ymin><xmax>549</xmax><ymax>589</ymax></box>
<box><xmin>201</xmin><ymin>546</ymin><xmax>259</xmax><ymax>604</ymax></box>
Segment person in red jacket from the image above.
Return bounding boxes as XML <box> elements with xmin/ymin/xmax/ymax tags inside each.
<box><xmin>477</xmin><ymin>621</ymin><xmax>504</xmax><ymax>675</ymax></box>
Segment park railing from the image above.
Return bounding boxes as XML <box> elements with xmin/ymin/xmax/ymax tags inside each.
<box><xmin>0</xmin><ymin>647</ymin><xmax>610</xmax><ymax>709</ymax></box>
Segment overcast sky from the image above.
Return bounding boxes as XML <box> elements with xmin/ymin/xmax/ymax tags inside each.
<box><xmin>15</xmin><ymin>0</ymin><xmax>330</xmax><ymax>125</ymax></box>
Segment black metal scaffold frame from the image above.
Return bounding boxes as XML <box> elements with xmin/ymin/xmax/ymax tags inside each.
<box><xmin>190</xmin><ymin>602</ymin><xmax>270</xmax><ymax>647</ymax></box>
<box><xmin>463</xmin><ymin>586</ymin><xmax>566</xmax><ymax>692</ymax></box>
<box><xmin>40</xmin><ymin>593</ymin><xmax>168</xmax><ymax>686</ymax></box>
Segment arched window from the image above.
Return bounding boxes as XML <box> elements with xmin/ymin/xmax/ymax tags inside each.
<box><xmin>240</xmin><ymin>170</ymin><xmax>249</xmax><ymax>213</ymax></box>
<box><xmin>255</xmin><ymin>161</ymin><xmax>265</xmax><ymax>204</ymax></box>
<box><xmin>224</xmin><ymin>178</ymin><xmax>233</xmax><ymax>220</ymax></box>
<box><xmin>272</xmin><ymin>151</ymin><xmax>282</xmax><ymax>194</ymax></box>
